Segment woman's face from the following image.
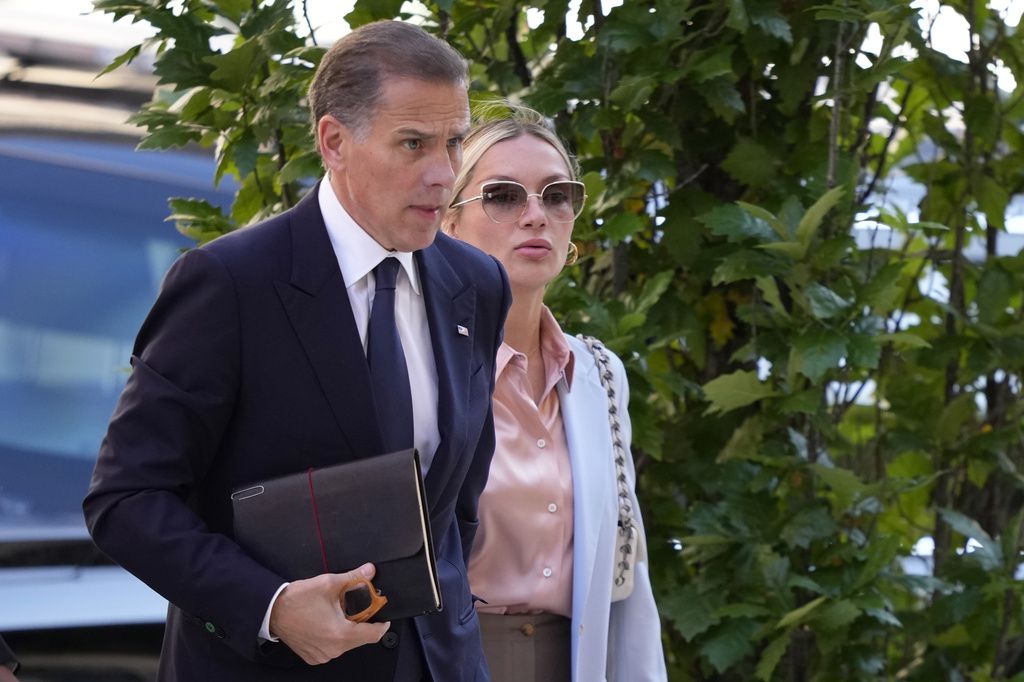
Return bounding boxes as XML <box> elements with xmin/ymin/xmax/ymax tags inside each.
<box><xmin>450</xmin><ymin>134</ymin><xmax>576</xmax><ymax>296</ymax></box>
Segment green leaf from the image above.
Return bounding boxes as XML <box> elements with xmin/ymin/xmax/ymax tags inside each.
<box><xmin>791</xmin><ymin>329</ymin><xmax>846</xmax><ymax>382</ymax></box>
<box><xmin>939</xmin><ymin>508</ymin><xmax>1002</xmax><ymax>570</ymax></box>
<box><xmin>977</xmin><ymin>265</ymin><xmax>1013</xmax><ymax>324</ymax></box>
<box><xmin>715</xmin><ymin>603</ymin><xmax>771</xmax><ymax>618</ymax></box>
<box><xmin>597</xmin><ymin>21</ymin><xmax>654</xmax><ymax>53</ymax></box>
<box><xmin>713</xmin><ymin>249</ymin><xmax>783</xmax><ymax>284</ymax></box>
<box><xmin>859</xmin><ymin>262</ymin><xmax>904</xmax><ymax>311</ymax></box>
<box><xmin>601</xmin><ymin>212</ymin><xmax>645</xmax><ymax>242</ymax></box>
<box><xmin>756</xmin><ymin>276</ymin><xmax>789</xmax><ymax>317</ymax></box>
<box><xmin>878</xmin><ymin>332</ymin><xmax>932</xmax><ymax>350</ymax></box>
<box><xmin>810</xmin><ymin>5</ymin><xmax>866</xmax><ymax>21</ymax></box>
<box><xmin>700</xmin><ymin>204</ymin><xmax>776</xmax><ymax>242</ymax></box>
<box><xmin>662</xmin><ymin>584</ymin><xmax>723</xmax><ymax>640</ymax></box>
<box><xmin>758</xmin><ymin>241</ymin><xmax>806</xmax><ymax>258</ymax></box>
<box><xmin>701</xmin><ymin>78</ymin><xmax>745</xmax><ymax>122</ymax></box>
<box><xmin>692</xmin><ymin>46</ymin><xmax>736</xmax><ymax>82</ymax></box>
<box><xmin>781</xmin><ymin>507</ymin><xmax>838</xmax><ymax>548</ymax></box>
<box><xmin>635</xmin><ymin>271</ymin><xmax>675</xmax><ymax>313</ymax></box>
<box><xmin>279</xmin><ymin>151</ymin><xmax>323</xmax><ymax>185</ymax></box>
<box><xmin>701</xmin><ymin>619</ymin><xmax>759</xmax><ymax>673</ymax></box>
<box><xmin>717</xmin><ymin>415</ymin><xmax>765</xmax><ymax>462</ymax></box>
<box><xmin>977</xmin><ymin>174</ymin><xmax>1008</xmax><ymax>228</ymax></box>
<box><xmin>937</xmin><ymin>393</ymin><xmax>976</xmax><ymax>445</ymax></box>
<box><xmin>777</xmin><ymin>596</ymin><xmax>827</xmax><ymax>628</ymax></box>
<box><xmin>726</xmin><ymin>0</ymin><xmax>749</xmax><ymax>31</ymax></box>
<box><xmin>205</xmin><ymin>39</ymin><xmax>263</xmax><ymax>89</ymax></box>
<box><xmin>167</xmin><ymin>197</ymin><xmax>226</xmax><ymax>221</ymax></box>
<box><xmin>97</xmin><ymin>44</ymin><xmax>142</xmax><ymax>78</ymax></box>
<box><xmin>756</xmin><ymin>630</ymin><xmax>791</xmax><ymax>681</ymax></box>
<box><xmin>778</xmin><ymin>389</ymin><xmax>820</xmax><ymax>414</ymax></box>
<box><xmin>617</xmin><ymin>312</ymin><xmax>646</xmax><ymax>334</ymax></box>
<box><xmin>137</xmin><ymin>128</ymin><xmax>200</xmax><ymax>150</ymax></box>
<box><xmin>737</xmin><ymin>202</ymin><xmax>787</xmax><ymax>239</ymax></box>
<box><xmin>231</xmin><ymin>173</ymin><xmax>265</xmax><ymax>225</ymax></box>
<box><xmin>345</xmin><ymin>0</ymin><xmax>405</xmax><ymax>26</ymax></box>
<box><xmin>722</xmin><ymin>138</ymin><xmax>779</xmax><ymax>188</ymax></box>
<box><xmin>750</xmin><ymin>7</ymin><xmax>793</xmax><ymax>43</ymax></box>
<box><xmin>853</xmin><ymin>534</ymin><xmax>900</xmax><ymax>590</ymax></box>
<box><xmin>703</xmin><ymin>370</ymin><xmax>778</xmax><ymax>414</ymax></box>
<box><xmin>847</xmin><ymin>333</ymin><xmax>881</xmax><ymax>370</ymax></box>
<box><xmin>609</xmin><ymin>75</ymin><xmax>657</xmax><ymax>111</ymax></box>
<box><xmin>810</xmin><ymin>463</ymin><xmax>865</xmax><ymax>511</ymax></box>
<box><xmin>212</xmin><ymin>0</ymin><xmax>250</xmax><ymax>23</ymax></box>
<box><xmin>796</xmin><ymin>186</ymin><xmax>844</xmax><ymax>246</ymax></box>
<box><xmin>813</xmin><ymin>600</ymin><xmax>861</xmax><ymax>631</ymax></box>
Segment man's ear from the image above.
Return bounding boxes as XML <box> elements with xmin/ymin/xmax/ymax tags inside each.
<box><xmin>317</xmin><ymin>115</ymin><xmax>349</xmax><ymax>172</ymax></box>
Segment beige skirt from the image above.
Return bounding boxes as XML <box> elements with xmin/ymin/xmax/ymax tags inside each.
<box><xmin>478</xmin><ymin>612</ymin><xmax>571</xmax><ymax>682</ymax></box>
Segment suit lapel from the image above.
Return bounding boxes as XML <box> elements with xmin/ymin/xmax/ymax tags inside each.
<box><xmin>417</xmin><ymin>238</ymin><xmax>475</xmax><ymax>510</ymax></box>
<box><xmin>560</xmin><ymin>342</ymin><xmax>614</xmax><ymax>626</ymax></box>
<box><xmin>273</xmin><ymin>186</ymin><xmax>384</xmax><ymax>459</ymax></box>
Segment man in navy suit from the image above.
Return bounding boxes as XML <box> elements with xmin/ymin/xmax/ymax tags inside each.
<box><xmin>83</xmin><ymin>20</ymin><xmax>510</xmax><ymax>681</ymax></box>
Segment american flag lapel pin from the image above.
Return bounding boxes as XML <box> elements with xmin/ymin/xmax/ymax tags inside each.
<box><xmin>457</xmin><ymin>325</ymin><xmax>469</xmax><ymax>337</ymax></box>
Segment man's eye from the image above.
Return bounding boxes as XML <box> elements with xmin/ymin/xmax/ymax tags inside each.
<box><xmin>447</xmin><ymin>137</ymin><xmax>463</xmax><ymax>149</ymax></box>
<box><xmin>403</xmin><ymin>140</ymin><xmax>422</xmax><ymax>150</ymax></box>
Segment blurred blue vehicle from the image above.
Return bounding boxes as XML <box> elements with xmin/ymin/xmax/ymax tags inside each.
<box><xmin>0</xmin><ymin>105</ymin><xmax>233</xmax><ymax>680</ymax></box>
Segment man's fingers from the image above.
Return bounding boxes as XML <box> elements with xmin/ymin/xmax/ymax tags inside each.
<box><xmin>366</xmin><ymin>621</ymin><xmax>391</xmax><ymax>643</ymax></box>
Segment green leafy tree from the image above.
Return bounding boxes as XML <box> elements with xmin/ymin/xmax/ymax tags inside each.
<box><xmin>96</xmin><ymin>0</ymin><xmax>1024</xmax><ymax>678</ymax></box>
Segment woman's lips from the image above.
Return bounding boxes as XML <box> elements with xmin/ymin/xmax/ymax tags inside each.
<box><xmin>515</xmin><ymin>239</ymin><xmax>552</xmax><ymax>259</ymax></box>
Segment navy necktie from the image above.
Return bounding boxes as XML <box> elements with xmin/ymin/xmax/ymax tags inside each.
<box><xmin>367</xmin><ymin>257</ymin><xmax>414</xmax><ymax>453</ymax></box>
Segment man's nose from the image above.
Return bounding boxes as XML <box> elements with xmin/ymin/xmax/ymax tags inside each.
<box><xmin>424</xmin><ymin>149</ymin><xmax>457</xmax><ymax>189</ymax></box>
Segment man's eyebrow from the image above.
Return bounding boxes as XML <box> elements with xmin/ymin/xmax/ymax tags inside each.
<box><xmin>394</xmin><ymin>127</ymin><xmax>435</xmax><ymax>139</ymax></box>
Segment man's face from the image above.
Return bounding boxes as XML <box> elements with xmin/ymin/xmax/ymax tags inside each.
<box><xmin>322</xmin><ymin>77</ymin><xmax>470</xmax><ymax>252</ymax></box>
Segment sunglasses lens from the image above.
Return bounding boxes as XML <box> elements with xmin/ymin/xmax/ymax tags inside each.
<box><xmin>342</xmin><ymin>584</ymin><xmax>373</xmax><ymax>617</ymax></box>
<box><xmin>481</xmin><ymin>183</ymin><xmax>528</xmax><ymax>222</ymax></box>
<box><xmin>542</xmin><ymin>182</ymin><xmax>584</xmax><ymax>221</ymax></box>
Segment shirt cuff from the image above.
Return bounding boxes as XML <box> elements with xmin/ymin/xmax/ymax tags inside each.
<box><xmin>258</xmin><ymin>582</ymin><xmax>290</xmax><ymax>643</ymax></box>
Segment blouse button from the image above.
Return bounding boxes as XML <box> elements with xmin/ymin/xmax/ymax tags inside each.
<box><xmin>537</xmin><ymin>438</ymin><xmax>547</xmax><ymax>448</ymax></box>
<box><xmin>547</xmin><ymin>503</ymin><xmax>558</xmax><ymax>513</ymax></box>
<box><xmin>542</xmin><ymin>567</ymin><xmax>553</xmax><ymax>578</ymax></box>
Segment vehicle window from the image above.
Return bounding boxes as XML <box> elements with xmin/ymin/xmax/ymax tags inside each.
<box><xmin>0</xmin><ymin>135</ymin><xmax>231</xmax><ymax>536</ymax></box>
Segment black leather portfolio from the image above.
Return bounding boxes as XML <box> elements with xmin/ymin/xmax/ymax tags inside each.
<box><xmin>230</xmin><ymin>448</ymin><xmax>441</xmax><ymax>622</ymax></box>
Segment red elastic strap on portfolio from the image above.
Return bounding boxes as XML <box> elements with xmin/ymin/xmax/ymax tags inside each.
<box><xmin>306</xmin><ymin>468</ymin><xmax>330</xmax><ymax>573</ymax></box>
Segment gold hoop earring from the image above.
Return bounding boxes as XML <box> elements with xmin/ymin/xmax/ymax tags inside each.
<box><xmin>566</xmin><ymin>242</ymin><xmax>579</xmax><ymax>266</ymax></box>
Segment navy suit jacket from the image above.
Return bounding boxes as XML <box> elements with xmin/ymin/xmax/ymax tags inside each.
<box><xmin>83</xmin><ymin>186</ymin><xmax>510</xmax><ymax>681</ymax></box>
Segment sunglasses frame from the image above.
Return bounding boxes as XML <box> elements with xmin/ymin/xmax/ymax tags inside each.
<box><xmin>339</xmin><ymin>575</ymin><xmax>389</xmax><ymax>623</ymax></box>
<box><xmin>450</xmin><ymin>180</ymin><xmax>587</xmax><ymax>224</ymax></box>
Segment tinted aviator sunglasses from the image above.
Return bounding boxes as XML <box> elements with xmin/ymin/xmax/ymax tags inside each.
<box><xmin>450</xmin><ymin>180</ymin><xmax>587</xmax><ymax>223</ymax></box>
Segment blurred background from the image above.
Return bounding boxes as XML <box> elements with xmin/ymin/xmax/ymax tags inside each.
<box><xmin>0</xmin><ymin>1</ymin><xmax>230</xmax><ymax>679</ymax></box>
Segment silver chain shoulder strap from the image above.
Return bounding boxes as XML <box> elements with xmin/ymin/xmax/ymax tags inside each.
<box><xmin>577</xmin><ymin>334</ymin><xmax>636</xmax><ymax>591</ymax></box>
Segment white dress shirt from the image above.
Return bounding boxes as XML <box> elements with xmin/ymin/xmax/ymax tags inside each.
<box><xmin>259</xmin><ymin>179</ymin><xmax>441</xmax><ymax>641</ymax></box>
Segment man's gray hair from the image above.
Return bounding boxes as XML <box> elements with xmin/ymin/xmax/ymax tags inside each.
<box><xmin>308</xmin><ymin>20</ymin><xmax>468</xmax><ymax>143</ymax></box>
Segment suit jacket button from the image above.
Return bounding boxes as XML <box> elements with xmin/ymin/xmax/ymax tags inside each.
<box><xmin>381</xmin><ymin>631</ymin><xmax>399</xmax><ymax>649</ymax></box>
<box><xmin>520</xmin><ymin>623</ymin><xmax>535</xmax><ymax>637</ymax></box>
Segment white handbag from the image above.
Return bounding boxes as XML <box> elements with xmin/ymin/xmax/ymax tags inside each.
<box><xmin>578</xmin><ymin>335</ymin><xmax>647</xmax><ymax>602</ymax></box>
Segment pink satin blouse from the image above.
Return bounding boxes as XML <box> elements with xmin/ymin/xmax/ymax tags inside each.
<box><xmin>468</xmin><ymin>307</ymin><xmax>575</xmax><ymax>617</ymax></box>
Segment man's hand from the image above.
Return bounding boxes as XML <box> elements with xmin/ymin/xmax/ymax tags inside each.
<box><xmin>0</xmin><ymin>666</ymin><xmax>17</xmax><ymax>682</ymax></box>
<box><xmin>269</xmin><ymin>563</ymin><xmax>390</xmax><ymax>665</ymax></box>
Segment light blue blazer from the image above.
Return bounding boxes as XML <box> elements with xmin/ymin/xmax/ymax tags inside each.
<box><xmin>559</xmin><ymin>334</ymin><xmax>668</xmax><ymax>681</ymax></box>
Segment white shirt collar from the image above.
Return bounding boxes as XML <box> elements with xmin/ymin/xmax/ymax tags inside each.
<box><xmin>317</xmin><ymin>178</ymin><xmax>420</xmax><ymax>294</ymax></box>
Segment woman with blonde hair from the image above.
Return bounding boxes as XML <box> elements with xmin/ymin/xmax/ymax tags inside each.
<box><xmin>443</xmin><ymin>105</ymin><xmax>666</xmax><ymax>682</ymax></box>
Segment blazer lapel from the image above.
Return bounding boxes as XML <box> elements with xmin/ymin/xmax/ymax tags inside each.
<box><xmin>273</xmin><ymin>186</ymin><xmax>384</xmax><ymax>459</ymax></box>
<box><xmin>560</xmin><ymin>342</ymin><xmax>614</xmax><ymax>625</ymax></box>
<box><xmin>416</xmin><ymin>239</ymin><xmax>475</xmax><ymax>510</ymax></box>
